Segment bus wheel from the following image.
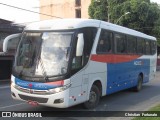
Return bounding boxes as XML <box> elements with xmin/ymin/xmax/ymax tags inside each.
<box><xmin>134</xmin><ymin>75</ymin><xmax>143</xmax><ymax>92</ymax></box>
<box><xmin>83</xmin><ymin>85</ymin><xmax>100</xmax><ymax>109</ymax></box>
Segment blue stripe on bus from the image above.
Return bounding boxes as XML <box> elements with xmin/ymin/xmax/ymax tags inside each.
<box><xmin>106</xmin><ymin>59</ymin><xmax>150</xmax><ymax>94</ymax></box>
<box><xmin>15</xmin><ymin>78</ymin><xmax>62</xmax><ymax>90</ymax></box>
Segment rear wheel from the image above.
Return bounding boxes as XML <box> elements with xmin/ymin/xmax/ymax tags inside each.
<box><xmin>133</xmin><ymin>75</ymin><xmax>143</xmax><ymax>92</ymax></box>
<box><xmin>83</xmin><ymin>85</ymin><xmax>100</xmax><ymax>109</ymax></box>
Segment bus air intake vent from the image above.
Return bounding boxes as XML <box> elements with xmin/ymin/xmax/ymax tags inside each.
<box><xmin>18</xmin><ymin>94</ymin><xmax>48</xmax><ymax>103</ymax></box>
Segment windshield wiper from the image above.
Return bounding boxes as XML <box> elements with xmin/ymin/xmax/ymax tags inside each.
<box><xmin>34</xmin><ymin>36</ymin><xmax>49</xmax><ymax>82</ymax></box>
<box><xmin>18</xmin><ymin>69</ymin><xmax>24</xmax><ymax>78</ymax></box>
<box><xmin>38</xmin><ymin>57</ymin><xmax>49</xmax><ymax>82</ymax></box>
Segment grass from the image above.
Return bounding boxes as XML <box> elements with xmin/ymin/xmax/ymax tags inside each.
<box><xmin>132</xmin><ymin>104</ymin><xmax>160</xmax><ymax>120</ymax></box>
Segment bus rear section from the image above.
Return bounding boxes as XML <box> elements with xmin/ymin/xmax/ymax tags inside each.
<box><xmin>91</xmin><ymin>26</ymin><xmax>156</xmax><ymax>94</ymax></box>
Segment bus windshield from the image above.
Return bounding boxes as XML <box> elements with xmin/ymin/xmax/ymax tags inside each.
<box><xmin>13</xmin><ymin>31</ymin><xmax>73</xmax><ymax>79</ymax></box>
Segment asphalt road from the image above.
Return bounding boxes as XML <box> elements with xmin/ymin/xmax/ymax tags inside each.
<box><xmin>0</xmin><ymin>72</ymin><xmax>160</xmax><ymax>120</ymax></box>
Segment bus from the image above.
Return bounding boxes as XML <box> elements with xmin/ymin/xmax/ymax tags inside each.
<box><xmin>6</xmin><ymin>19</ymin><xmax>157</xmax><ymax>109</ymax></box>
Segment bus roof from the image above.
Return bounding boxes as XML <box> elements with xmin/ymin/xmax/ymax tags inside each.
<box><xmin>25</xmin><ymin>19</ymin><xmax>156</xmax><ymax>41</ymax></box>
<box><xmin>25</xmin><ymin>19</ymin><xmax>100</xmax><ymax>30</ymax></box>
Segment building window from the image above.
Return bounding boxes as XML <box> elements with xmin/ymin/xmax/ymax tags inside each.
<box><xmin>75</xmin><ymin>0</ymin><xmax>81</xmax><ymax>7</ymax></box>
<box><xmin>75</xmin><ymin>9</ymin><xmax>81</xmax><ymax>18</ymax></box>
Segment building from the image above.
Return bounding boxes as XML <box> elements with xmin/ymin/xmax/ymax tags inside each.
<box><xmin>0</xmin><ymin>18</ymin><xmax>24</xmax><ymax>52</ymax></box>
<box><xmin>0</xmin><ymin>18</ymin><xmax>24</xmax><ymax>80</ymax></box>
<box><xmin>40</xmin><ymin>0</ymin><xmax>91</xmax><ymax>20</ymax></box>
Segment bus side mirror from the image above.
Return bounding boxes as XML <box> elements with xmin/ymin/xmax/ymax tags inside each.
<box><xmin>3</xmin><ymin>33</ymin><xmax>21</xmax><ymax>53</ymax></box>
<box><xmin>76</xmin><ymin>33</ymin><xmax>84</xmax><ymax>57</ymax></box>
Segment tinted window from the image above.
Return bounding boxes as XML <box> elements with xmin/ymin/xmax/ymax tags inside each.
<box><xmin>72</xmin><ymin>27</ymin><xmax>97</xmax><ymax>70</ymax></box>
<box><xmin>127</xmin><ymin>36</ymin><xmax>137</xmax><ymax>54</ymax></box>
<box><xmin>97</xmin><ymin>30</ymin><xmax>112</xmax><ymax>54</ymax></box>
<box><xmin>115</xmin><ymin>33</ymin><xmax>126</xmax><ymax>54</ymax></box>
<box><xmin>137</xmin><ymin>38</ymin><xmax>145</xmax><ymax>54</ymax></box>
<box><xmin>145</xmin><ymin>40</ymin><xmax>151</xmax><ymax>55</ymax></box>
<box><xmin>83</xmin><ymin>27</ymin><xmax>97</xmax><ymax>64</ymax></box>
<box><xmin>151</xmin><ymin>41</ymin><xmax>156</xmax><ymax>55</ymax></box>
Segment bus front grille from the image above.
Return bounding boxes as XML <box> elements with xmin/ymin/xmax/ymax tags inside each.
<box><xmin>18</xmin><ymin>94</ymin><xmax>48</xmax><ymax>103</ymax></box>
<box><xmin>14</xmin><ymin>85</ymin><xmax>49</xmax><ymax>95</ymax></box>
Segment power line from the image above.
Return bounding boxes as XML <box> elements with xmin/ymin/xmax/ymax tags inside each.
<box><xmin>0</xmin><ymin>2</ymin><xmax>63</xmax><ymax>19</ymax></box>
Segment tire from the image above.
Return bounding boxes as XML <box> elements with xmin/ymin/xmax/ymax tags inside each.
<box><xmin>83</xmin><ymin>85</ymin><xmax>100</xmax><ymax>109</ymax></box>
<box><xmin>133</xmin><ymin>75</ymin><xmax>143</xmax><ymax>92</ymax></box>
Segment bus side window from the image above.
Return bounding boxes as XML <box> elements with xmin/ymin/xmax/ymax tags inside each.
<box><xmin>115</xmin><ymin>33</ymin><xmax>126</xmax><ymax>54</ymax></box>
<box><xmin>71</xmin><ymin>27</ymin><xmax>97</xmax><ymax>71</ymax></box>
<box><xmin>72</xmin><ymin>56</ymin><xmax>83</xmax><ymax>69</ymax></box>
<box><xmin>151</xmin><ymin>41</ymin><xmax>157</xmax><ymax>55</ymax></box>
<box><xmin>137</xmin><ymin>38</ymin><xmax>145</xmax><ymax>54</ymax></box>
<box><xmin>127</xmin><ymin>35</ymin><xmax>137</xmax><ymax>54</ymax></box>
<box><xmin>96</xmin><ymin>30</ymin><xmax>112</xmax><ymax>54</ymax></box>
<box><xmin>145</xmin><ymin>40</ymin><xmax>151</xmax><ymax>55</ymax></box>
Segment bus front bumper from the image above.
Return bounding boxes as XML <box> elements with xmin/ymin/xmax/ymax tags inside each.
<box><xmin>11</xmin><ymin>85</ymin><xmax>70</xmax><ymax>108</ymax></box>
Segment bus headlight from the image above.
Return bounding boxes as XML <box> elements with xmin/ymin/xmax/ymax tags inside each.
<box><xmin>11</xmin><ymin>76</ymin><xmax>16</xmax><ymax>87</ymax></box>
<box><xmin>11</xmin><ymin>81</ymin><xmax>16</xmax><ymax>87</ymax></box>
<box><xmin>48</xmin><ymin>83</ymin><xmax>71</xmax><ymax>94</ymax></box>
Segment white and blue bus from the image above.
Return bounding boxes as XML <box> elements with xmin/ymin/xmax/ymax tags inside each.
<box><xmin>7</xmin><ymin>19</ymin><xmax>157</xmax><ymax>109</ymax></box>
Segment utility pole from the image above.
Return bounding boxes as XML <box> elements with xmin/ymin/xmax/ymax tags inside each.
<box><xmin>116</xmin><ymin>12</ymin><xmax>130</xmax><ymax>24</ymax></box>
<box><xmin>107</xmin><ymin>0</ymin><xmax>110</xmax><ymax>22</ymax></box>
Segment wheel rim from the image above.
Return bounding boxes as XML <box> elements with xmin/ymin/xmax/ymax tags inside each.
<box><xmin>89</xmin><ymin>91</ymin><xmax>97</xmax><ymax>103</ymax></box>
<box><xmin>137</xmin><ymin>77</ymin><xmax>142</xmax><ymax>90</ymax></box>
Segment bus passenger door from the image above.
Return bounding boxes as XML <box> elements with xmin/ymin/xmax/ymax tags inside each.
<box><xmin>69</xmin><ymin>28</ymin><xmax>98</xmax><ymax>104</ymax></box>
<box><xmin>69</xmin><ymin>32</ymin><xmax>85</xmax><ymax>105</ymax></box>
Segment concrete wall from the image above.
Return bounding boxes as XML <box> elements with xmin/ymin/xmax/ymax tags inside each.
<box><xmin>40</xmin><ymin>0</ymin><xmax>91</xmax><ymax>20</ymax></box>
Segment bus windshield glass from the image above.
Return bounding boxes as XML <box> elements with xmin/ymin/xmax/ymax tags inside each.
<box><xmin>13</xmin><ymin>31</ymin><xmax>73</xmax><ymax>78</ymax></box>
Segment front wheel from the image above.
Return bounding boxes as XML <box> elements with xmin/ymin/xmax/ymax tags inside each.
<box><xmin>133</xmin><ymin>75</ymin><xmax>143</xmax><ymax>92</ymax></box>
<box><xmin>83</xmin><ymin>85</ymin><xmax>100</xmax><ymax>109</ymax></box>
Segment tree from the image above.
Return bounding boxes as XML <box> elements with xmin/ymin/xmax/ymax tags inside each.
<box><xmin>152</xmin><ymin>12</ymin><xmax>160</xmax><ymax>45</ymax></box>
<box><xmin>88</xmin><ymin>0</ymin><xmax>108</xmax><ymax>21</ymax></box>
<box><xmin>88</xmin><ymin>0</ymin><xmax>160</xmax><ymax>38</ymax></box>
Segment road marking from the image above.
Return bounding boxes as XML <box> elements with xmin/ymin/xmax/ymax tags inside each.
<box><xmin>0</xmin><ymin>79</ymin><xmax>10</xmax><ymax>82</ymax></box>
<box><xmin>0</xmin><ymin>103</ymin><xmax>26</xmax><ymax>109</ymax></box>
<box><xmin>0</xmin><ymin>86</ymin><xmax>10</xmax><ymax>89</ymax></box>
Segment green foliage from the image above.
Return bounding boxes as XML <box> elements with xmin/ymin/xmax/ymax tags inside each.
<box><xmin>152</xmin><ymin>5</ymin><xmax>160</xmax><ymax>45</ymax></box>
<box><xmin>88</xmin><ymin>0</ymin><xmax>160</xmax><ymax>43</ymax></box>
<box><xmin>88</xmin><ymin>0</ymin><xmax>108</xmax><ymax>21</ymax></box>
<box><xmin>153</xmin><ymin>17</ymin><xmax>160</xmax><ymax>45</ymax></box>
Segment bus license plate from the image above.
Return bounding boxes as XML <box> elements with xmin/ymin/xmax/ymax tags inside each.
<box><xmin>27</xmin><ymin>100</ymin><xmax>38</xmax><ymax>106</ymax></box>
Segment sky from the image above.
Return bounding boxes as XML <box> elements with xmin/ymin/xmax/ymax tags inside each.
<box><xmin>151</xmin><ymin>0</ymin><xmax>160</xmax><ymax>4</ymax></box>
<box><xmin>0</xmin><ymin>0</ymin><xmax>159</xmax><ymax>24</ymax></box>
<box><xmin>0</xmin><ymin>0</ymin><xmax>40</xmax><ymax>23</ymax></box>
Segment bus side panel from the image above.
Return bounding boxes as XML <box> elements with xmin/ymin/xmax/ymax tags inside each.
<box><xmin>149</xmin><ymin>54</ymin><xmax>157</xmax><ymax>81</ymax></box>
<box><xmin>68</xmin><ymin>60</ymin><xmax>107</xmax><ymax>106</ymax></box>
<box><xmin>84</xmin><ymin>61</ymin><xmax>107</xmax><ymax>97</ymax></box>
<box><xmin>106</xmin><ymin>58</ymin><xmax>150</xmax><ymax>95</ymax></box>
<box><xmin>68</xmin><ymin>70</ymin><xmax>84</xmax><ymax>106</ymax></box>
